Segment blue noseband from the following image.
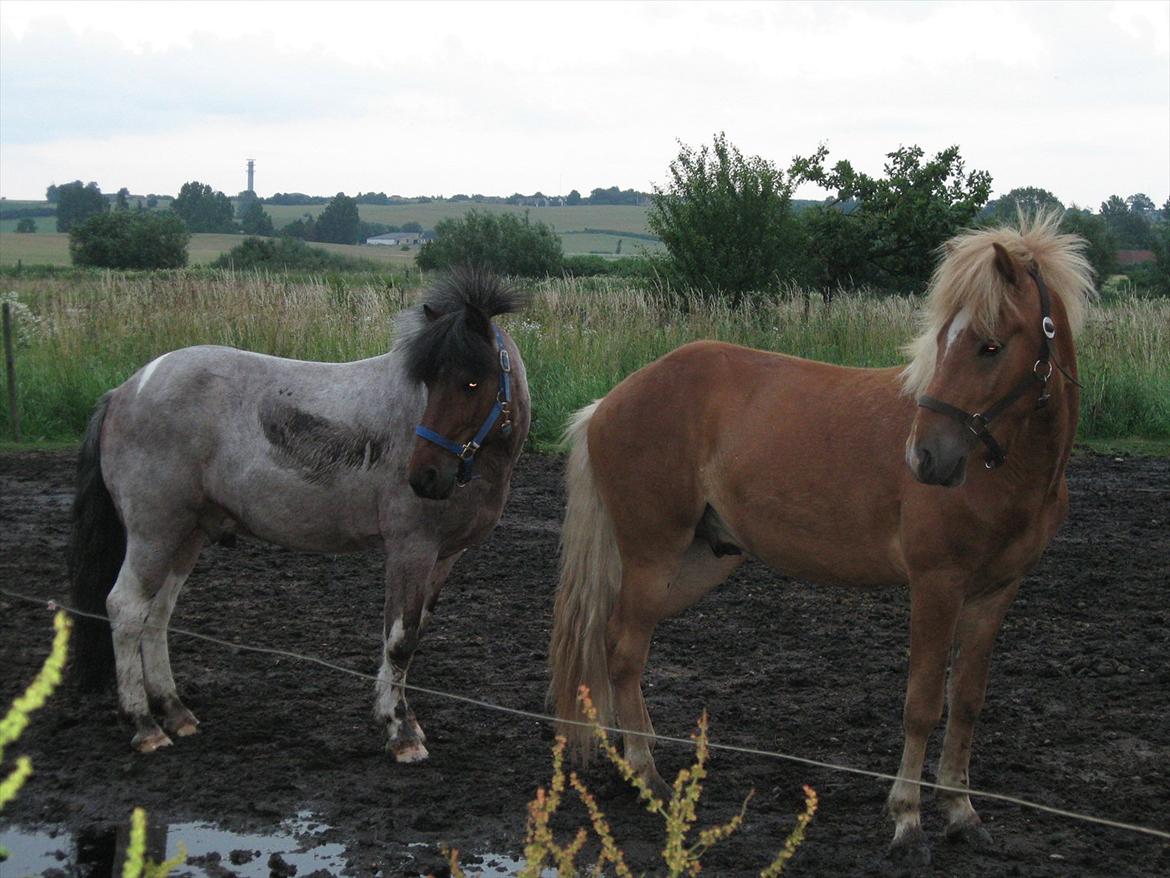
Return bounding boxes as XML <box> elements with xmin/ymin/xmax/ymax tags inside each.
<box><xmin>414</xmin><ymin>327</ymin><xmax>513</xmax><ymax>486</ymax></box>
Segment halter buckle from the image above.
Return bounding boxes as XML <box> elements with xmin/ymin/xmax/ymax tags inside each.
<box><xmin>459</xmin><ymin>440</ymin><xmax>480</xmax><ymax>460</ymax></box>
<box><xmin>499</xmin><ymin>347</ymin><xmax>512</xmax><ymax>373</ymax></box>
<box><xmin>965</xmin><ymin>413</ymin><xmax>989</xmax><ymax>436</ymax></box>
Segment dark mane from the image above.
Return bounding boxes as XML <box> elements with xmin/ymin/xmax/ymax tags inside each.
<box><xmin>395</xmin><ymin>266</ymin><xmax>528</xmax><ymax>384</ymax></box>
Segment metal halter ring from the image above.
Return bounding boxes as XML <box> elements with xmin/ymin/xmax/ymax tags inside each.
<box><xmin>1034</xmin><ymin>359</ymin><xmax>1054</xmax><ymax>382</ymax></box>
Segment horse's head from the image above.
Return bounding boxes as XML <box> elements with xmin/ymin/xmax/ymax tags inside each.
<box><xmin>399</xmin><ymin>268</ymin><xmax>526</xmax><ymax>500</ymax></box>
<box><xmin>906</xmin><ymin>234</ymin><xmax>1082</xmax><ymax>486</ymax></box>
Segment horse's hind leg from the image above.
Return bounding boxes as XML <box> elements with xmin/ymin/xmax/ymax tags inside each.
<box><xmin>937</xmin><ymin>579</ymin><xmax>1020</xmax><ymax>847</ymax></box>
<box><xmin>141</xmin><ymin>531</ymin><xmax>206</xmax><ymax>738</ymax></box>
<box><xmin>609</xmin><ymin>544</ymin><xmax>742</xmax><ymax>798</ymax></box>
<box><xmin>107</xmin><ymin>526</ymin><xmax>203</xmax><ymax>753</ymax></box>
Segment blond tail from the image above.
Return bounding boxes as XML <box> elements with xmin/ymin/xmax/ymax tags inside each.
<box><xmin>548</xmin><ymin>400</ymin><xmax>622</xmax><ymax>757</ymax></box>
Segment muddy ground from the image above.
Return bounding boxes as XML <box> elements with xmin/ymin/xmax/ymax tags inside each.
<box><xmin>1</xmin><ymin>449</ymin><xmax>1167</xmax><ymax>877</ymax></box>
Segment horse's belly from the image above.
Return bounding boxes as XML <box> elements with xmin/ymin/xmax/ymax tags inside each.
<box><xmin>207</xmin><ymin>469</ymin><xmax>385</xmax><ymax>554</ymax></box>
<box><xmin>752</xmin><ymin>535</ymin><xmax>906</xmax><ymax>587</ymax></box>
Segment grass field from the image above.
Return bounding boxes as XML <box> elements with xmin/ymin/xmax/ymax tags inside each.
<box><xmin>0</xmin><ymin>200</ymin><xmax>656</xmax><ymax>263</ymax></box>
<box><xmin>1</xmin><ymin>272</ymin><xmax>1166</xmax><ymax>447</ymax></box>
<box><xmin>263</xmin><ymin>202</ymin><xmax>654</xmax><ymax>235</ymax></box>
<box><xmin>0</xmin><ymin>232</ymin><xmax>418</xmax><ymax>268</ymax></box>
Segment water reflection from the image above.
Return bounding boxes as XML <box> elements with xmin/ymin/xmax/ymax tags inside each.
<box><xmin>0</xmin><ymin>811</ymin><xmax>347</xmax><ymax>878</ymax></box>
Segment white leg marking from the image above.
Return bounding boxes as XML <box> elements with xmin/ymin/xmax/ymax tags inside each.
<box><xmin>136</xmin><ymin>352</ymin><xmax>170</xmax><ymax>396</ymax></box>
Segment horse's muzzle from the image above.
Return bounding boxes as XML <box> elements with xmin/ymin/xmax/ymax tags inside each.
<box><xmin>911</xmin><ymin>445</ymin><xmax>968</xmax><ymax>487</ymax></box>
<box><xmin>409</xmin><ymin>463</ymin><xmax>457</xmax><ymax>500</ymax></box>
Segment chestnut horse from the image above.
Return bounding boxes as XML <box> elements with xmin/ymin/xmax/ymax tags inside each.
<box><xmin>549</xmin><ymin>214</ymin><xmax>1093</xmax><ymax>863</ymax></box>
<box><xmin>70</xmin><ymin>268</ymin><xmax>529</xmax><ymax>760</ymax></box>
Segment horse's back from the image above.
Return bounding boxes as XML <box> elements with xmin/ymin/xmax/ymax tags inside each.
<box><xmin>98</xmin><ymin>345</ymin><xmax>415</xmax><ymax>552</ymax></box>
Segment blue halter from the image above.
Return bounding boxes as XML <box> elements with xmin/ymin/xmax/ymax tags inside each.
<box><xmin>414</xmin><ymin>327</ymin><xmax>513</xmax><ymax>486</ymax></box>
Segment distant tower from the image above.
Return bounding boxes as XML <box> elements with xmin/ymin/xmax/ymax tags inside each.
<box><xmin>246</xmin><ymin>159</ymin><xmax>255</xmax><ymax>193</ymax></box>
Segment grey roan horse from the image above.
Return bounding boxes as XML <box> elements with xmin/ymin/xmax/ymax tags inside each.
<box><xmin>69</xmin><ymin>268</ymin><xmax>530</xmax><ymax>760</ymax></box>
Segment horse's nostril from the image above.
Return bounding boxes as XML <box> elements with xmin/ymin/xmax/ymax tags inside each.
<box><xmin>917</xmin><ymin>447</ymin><xmax>932</xmax><ymax>474</ymax></box>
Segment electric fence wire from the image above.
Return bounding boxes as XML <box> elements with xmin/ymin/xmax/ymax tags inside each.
<box><xmin>1</xmin><ymin>586</ymin><xmax>1166</xmax><ymax>842</ymax></box>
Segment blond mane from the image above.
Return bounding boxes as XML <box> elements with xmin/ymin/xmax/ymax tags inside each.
<box><xmin>900</xmin><ymin>211</ymin><xmax>1096</xmax><ymax>398</ymax></box>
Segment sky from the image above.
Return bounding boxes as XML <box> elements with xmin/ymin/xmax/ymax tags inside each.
<box><xmin>1</xmin><ymin>1</ymin><xmax>1167</xmax><ymax>208</ymax></box>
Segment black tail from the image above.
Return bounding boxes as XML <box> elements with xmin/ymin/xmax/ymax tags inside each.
<box><xmin>68</xmin><ymin>392</ymin><xmax>125</xmax><ymax>691</ymax></box>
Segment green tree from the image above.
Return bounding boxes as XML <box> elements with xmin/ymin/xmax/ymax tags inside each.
<box><xmin>790</xmin><ymin>144</ymin><xmax>992</xmax><ymax>292</ymax></box>
<box><xmin>566</xmin><ymin>189</ymin><xmax>583</xmax><ymax>206</ymax></box>
<box><xmin>1100</xmin><ymin>194</ymin><xmax>1150</xmax><ymax>249</ymax></box>
<box><xmin>416</xmin><ymin>209</ymin><xmax>563</xmax><ymax>277</ymax></box>
<box><xmin>15</xmin><ymin>218</ymin><xmax>36</xmax><ymax>233</ymax></box>
<box><xmin>115</xmin><ymin>187</ymin><xmax>130</xmax><ymax>211</ymax></box>
<box><xmin>171</xmin><ymin>181</ymin><xmax>237</xmax><ymax>233</ymax></box>
<box><xmin>989</xmin><ymin>186</ymin><xmax>1064</xmax><ymax>224</ymax></box>
<box><xmin>69</xmin><ymin>211</ymin><xmax>189</xmax><ymax>269</ymax></box>
<box><xmin>45</xmin><ymin>183</ymin><xmax>60</xmax><ymax>203</ymax></box>
<box><xmin>1126</xmin><ymin>193</ymin><xmax>1156</xmax><ymax>216</ymax></box>
<box><xmin>1140</xmin><ymin>224</ymin><xmax>1170</xmax><ymax>295</ymax></box>
<box><xmin>314</xmin><ymin>192</ymin><xmax>361</xmax><ymax>244</ymax></box>
<box><xmin>55</xmin><ymin>181</ymin><xmax>108</xmax><ymax>232</ymax></box>
<box><xmin>1060</xmin><ymin>209</ymin><xmax>1117</xmax><ymax>281</ymax></box>
<box><xmin>213</xmin><ymin>236</ymin><xmax>375</xmax><ymax>271</ymax></box>
<box><xmin>239</xmin><ymin>200</ymin><xmax>275</xmax><ymax>236</ymax></box>
<box><xmin>648</xmin><ymin>132</ymin><xmax>797</xmax><ymax>302</ymax></box>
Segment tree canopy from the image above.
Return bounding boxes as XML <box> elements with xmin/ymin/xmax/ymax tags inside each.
<box><xmin>69</xmin><ymin>210</ymin><xmax>189</xmax><ymax>269</ymax></box>
<box><xmin>416</xmin><ymin>210</ymin><xmax>563</xmax><ymax>277</ymax></box>
<box><xmin>648</xmin><ymin>132</ymin><xmax>798</xmax><ymax>302</ymax></box>
<box><xmin>239</xmin><ymin>200</ymin><xmax>276</xmax><ymax>237</ymax></box>
<box><xmin>791</xmin><ymin>144</ymin><xmax>993</xmax><ymax>292</ymax></box>
<box><xmin>171</xmin><ymin>181</ymin><xmax>237</xmax><ymax>233</ymax></box>
<box><xmin>55</xmin><ymin>181</ymin><xmax>108</xmax><ymax>232</ymax></box>
<box><xmin>314</xmin><ymin>193</ymin><xmax>361</xmax><ymax>244</ymax></box>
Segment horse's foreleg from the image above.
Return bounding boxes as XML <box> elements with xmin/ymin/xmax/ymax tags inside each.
<box><xmin>886</xmin><ymin>575</ymin><xmax>964</xmax><ymax>865</ymax></box>
<box><xmin>374</xmin><ymin>546</ymin><xmax>449</xmax><ymax>762</ymax></box>
<box><xmin>141</xmin><ymin>532</ymin><xmax>205</xmax><ymax>739</ymax></box>
<box><xmin>936</xmin><ymin>579</ymin><xmax>1019</xmax><ymax>847</ymax></box>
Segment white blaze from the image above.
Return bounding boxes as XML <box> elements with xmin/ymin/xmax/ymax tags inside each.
<box><xmin>945</xmin><ymin>309</ymin><xmax>971</xmax><ymax>354</ymax></box>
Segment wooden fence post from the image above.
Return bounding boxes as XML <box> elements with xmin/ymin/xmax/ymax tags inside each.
<box><xmin>3</xmin><ymin>301</ymin><xmax>22</xmax><ymax>443</ymax></box>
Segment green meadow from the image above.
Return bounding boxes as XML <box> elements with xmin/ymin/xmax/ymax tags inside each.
<box><xmin>1</xmin><ymin>271</ymin><xmax>1166</xmax><ymax>448</ymax></box>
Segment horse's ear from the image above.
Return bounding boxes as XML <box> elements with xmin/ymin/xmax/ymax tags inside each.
<box><xmin>992</xmin><ymin>242</ymin><xmax>1018</xmax><ymax>286</ymax></box>
<box><xmin>464</xmin><ymin>305</ymin><xmax>492</xmax><ymax>341</ymax></box>
<box><xmin>423</xmin><ymin>303</ymin><xmax>441</xmax><ymax>322</ymax></box>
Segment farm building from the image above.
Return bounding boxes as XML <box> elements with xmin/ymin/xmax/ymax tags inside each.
<box><xmin>367</xmin><ymin>232</ymin><xmax>423</xmax><ymax>246</ymax></box>
<box><xmin>1116</xmin><ymin>249</ymin><xmax>1154</xmax><ymax>267</ymax></box>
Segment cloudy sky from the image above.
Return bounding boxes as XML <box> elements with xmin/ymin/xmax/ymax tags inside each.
<box><xmin>1</xmin><ymin>1</ymin><xmax>1167</xmax><ymax>207</ymax></box>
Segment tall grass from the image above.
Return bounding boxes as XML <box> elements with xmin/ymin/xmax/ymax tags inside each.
<box><xmin>1</xmin><ymin>271</ymin><xmax>1167</xmax><ymax>444</ymax></box>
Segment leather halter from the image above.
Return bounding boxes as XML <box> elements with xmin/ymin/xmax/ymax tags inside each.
<box><xmin>917</xmin><ymin>268</ymin><xmax>1069</xmax><ymax>470</ymax></box>
<box><xmin>414</xmin><ymin>327</ymin><xmax>514</xmax><ymax>486</ymax></box>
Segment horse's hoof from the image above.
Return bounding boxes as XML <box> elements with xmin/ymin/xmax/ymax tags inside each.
<box><xmin>641</xmin><ymin>769</ymin><xmax>672</xmax><ymax>803</ymax></box>
<box><xmin>163</xmin><ymin>708</ymin><xmax>200</xmax><ymax>738</ymax></box>
<box><xmin>887</xmin><ymin>827</ymin><xmax>931</xmax><ymax>869</ymax></box>
<box><xmin>391</xmin><ymin>740</ymin><xmax>430</xmax><ymax>763</ymax></box>
<box><xmin>946</xmin><ymin>820</ymin><xmax>994</xmax><ymax>850</ymax></box>
<box><xmin>133</xmin><ymin>730</ymin><xmax>174</xmax><ymax>754</ymax></box>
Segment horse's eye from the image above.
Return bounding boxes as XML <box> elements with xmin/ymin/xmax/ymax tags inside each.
<box><xmin>465</xmin><ymin>382</ymin><xmax>479</xmax><ymax>393</ymax></box>
<box><xmin>979</xmin><ymin>342</ymin><xmax>1001</xmax><ymax>357</ymax></box>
